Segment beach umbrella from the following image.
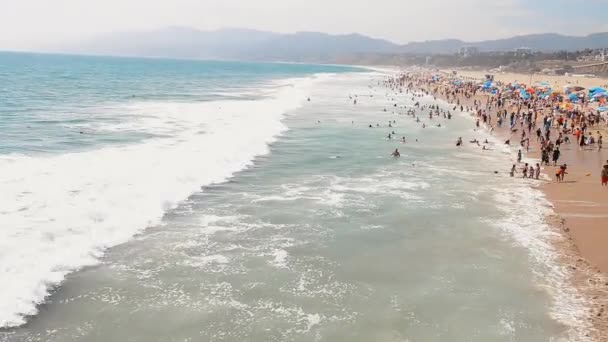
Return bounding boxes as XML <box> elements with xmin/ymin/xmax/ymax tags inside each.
<box><xmin>592</xmin><ymin>92</ymin><xmax>608</xmax><ymax>98</ymax></box>
<box><xmin>526</xmin><ymin>87</ymin><xmax>535</xmax><ymax>94</ymax></box>
<box><xmin>572</xmin><ymin>86</ymin><xmax>585</xmax><ymax>92</ymax></box>
<box><xmin>568</xmin><ymin>93</ymin><xmax>579</xmax><ymax>102</ymax></box>
<box><xmin>589</xmin><ymin>87</ymin><xmax>607</xmax><ymax>96</ymax></box>
<box><xmin>598</xmin><ymin>106</ymin><xmax>608</xmax><ymax>112</ymax></box>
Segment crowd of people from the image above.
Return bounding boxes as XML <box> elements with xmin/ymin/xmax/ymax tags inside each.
<box><xmin>381</xmin><ymin>71</ymin><xmax>608</xmax><ymax>187</ymax></box>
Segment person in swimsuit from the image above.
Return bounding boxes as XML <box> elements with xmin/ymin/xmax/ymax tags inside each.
<box><xmin>391</xmin><ymin>149</ymin><xmax>401</xmax><ymax>158</ymax></box>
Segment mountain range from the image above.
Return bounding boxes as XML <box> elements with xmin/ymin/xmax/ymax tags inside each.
<box><xmin>54</xmin><ymin>27</ymin><xmax>608</xmax><ymax>62</ymax></box>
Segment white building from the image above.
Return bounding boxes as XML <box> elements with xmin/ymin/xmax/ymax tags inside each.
<box><xmin>514</xmin><ymin>47</ymin><xmax>532</xmax><ymax>56</ymax></box>
<box><xmin>459</xmin><ymin>46</ymin><xmax>479</xmax><ymax>57</ymax></box>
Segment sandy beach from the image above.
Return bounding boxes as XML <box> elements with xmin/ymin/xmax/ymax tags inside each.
<box><xmin>412</xmin><ymin>69</ymin><xmax>608</xmax><ymax>340</ymax></box>
<box><xmin>455</xmin><ymin>70</ymin><xmax>608</xmax><ymax>93</ymax></box>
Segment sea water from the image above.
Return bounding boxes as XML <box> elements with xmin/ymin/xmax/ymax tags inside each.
<box><xmin>0</xmin><ymin>53</ymin><xmax>590</xmax><ymax>341</ymax></box>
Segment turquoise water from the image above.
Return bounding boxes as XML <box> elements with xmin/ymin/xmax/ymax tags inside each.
<box><xmin>0</xmin><ymin>54</ymin><xmax>590</xmax><ymax>341</ymax></box>
<box><xmin>0</xmin><ymin>52</ymin><xmax>353</xmax><ymax>154</ymax></box>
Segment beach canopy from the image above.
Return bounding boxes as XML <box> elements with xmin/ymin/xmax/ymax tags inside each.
<box><xmin>589</xmin><ymin>87</ymin><xmax>606</xmax><ymax>94</ymax></box>
<box><xmin>568</xmin><ymin>93</ymin><xmax>580</xmax><ymax>102</ymax></box>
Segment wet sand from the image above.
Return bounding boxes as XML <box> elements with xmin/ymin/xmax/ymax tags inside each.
<box><xmin>413</xmin><ymin>69</ymin><xmax>608</xmax><ymax>340</ymax></box>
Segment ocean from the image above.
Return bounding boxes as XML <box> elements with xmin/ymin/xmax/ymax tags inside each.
<box><xmin>0</xmin><ymin>52</ymin><xmax>590</xmax><ymax>341</ymax></box>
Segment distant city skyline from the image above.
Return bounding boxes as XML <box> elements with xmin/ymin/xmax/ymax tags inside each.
<box><xmin>1</xmin><ymin>0</ymin><xmax>608</xmax><ymax>50</ymax></box>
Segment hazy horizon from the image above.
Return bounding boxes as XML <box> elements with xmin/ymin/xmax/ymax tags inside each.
<box><xmin>2</xmin><ymin>0</ymin><xmax>608</xmax><ymax>51</ymax></box>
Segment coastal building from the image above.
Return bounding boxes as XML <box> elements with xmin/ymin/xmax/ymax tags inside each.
<box><xmin>459</xmin><ymin>46</ymin><xmax>479</xmax><ymax>57</ymax></box>
<box><xmin>514</xmin><ymin>47</ymin><xmax>533</xmax><ymax>56</ymax></box>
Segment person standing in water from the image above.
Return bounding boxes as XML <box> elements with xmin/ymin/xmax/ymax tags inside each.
<box><xmin>391</xmin><ymin>149</ymin><xmax>401</xmax><ymax>158</ymax></box>
<box><xmin>517</xmin><ymin>150</ymin><xmax>522</xmax><ymax>163</ymax></box>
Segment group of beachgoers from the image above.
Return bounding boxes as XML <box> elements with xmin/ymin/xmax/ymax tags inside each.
<box><xmin>361</xmin><ymin>79</ymin><xmax>459</xmax><ymax>159</ymax></box>
<box><xmin>379</xmin><ymin>71</ymin><xmax>608</xmax><ymax>186</ymax></box>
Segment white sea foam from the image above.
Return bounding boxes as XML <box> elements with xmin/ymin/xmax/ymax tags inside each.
<box><xmin>491</xmin><ymin>185</ymin><xmax>592</xmax><ymax>342</ymax></box>
<box><xmin>0</xmin><ymin>75</ymin><xmax>323</xmax><ymax>328</ymax></box>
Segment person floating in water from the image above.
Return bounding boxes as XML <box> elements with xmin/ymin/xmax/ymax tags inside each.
<box><xmin>391</xmin><ymin>149</ymin><xmax>401</xmax><ymax>158</ymax></box>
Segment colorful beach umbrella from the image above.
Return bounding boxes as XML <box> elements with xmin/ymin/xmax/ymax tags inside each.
<box><xmin>589</xmin><ymin>87</ymin><xmax>607</xmax><ymax>95</ymax></box>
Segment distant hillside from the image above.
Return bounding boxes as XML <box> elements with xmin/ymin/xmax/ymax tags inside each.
<box><xmin>53</xmin><ymin>27</ymin><xmax>608</xmax><ymax>62</ymax></box>
<box><xmin>401</xmin><ymin>33</ymin><xmax>608</xmax><ymax>54</ymax></box>
<box><xmin>58</xmin><ymin>27</ymin><xmax>401</xmax><ymax>61</ymax></box>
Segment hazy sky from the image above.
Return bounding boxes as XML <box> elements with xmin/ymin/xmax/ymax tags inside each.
<box><xmin>1</xmin><ymin>0</ymin><xmax>607</xmax><ymax>50</ymax></box>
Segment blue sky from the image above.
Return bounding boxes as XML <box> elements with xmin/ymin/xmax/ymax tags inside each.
<box><xmin>0</xmin><ymin>0</ymin><xmax>607</xmax><ymax>50</ymax></box>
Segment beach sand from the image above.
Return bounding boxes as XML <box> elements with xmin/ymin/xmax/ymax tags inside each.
<box><xmin>420</xmin><ymin>70</ymin><xmax>608</xmax><ymax>340</ymax></box>
<box><xmin>454</xmin><ymin>70</ymin><xmax>608</xmax><ymax>91</ymax></box>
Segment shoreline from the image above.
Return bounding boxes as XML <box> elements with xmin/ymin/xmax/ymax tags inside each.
<box><xmin>400</xmin><ymin>69</ymin><xmax>608</xmax><ymax>340</ymax></box>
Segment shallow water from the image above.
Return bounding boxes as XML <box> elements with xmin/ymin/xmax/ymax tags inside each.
<box><xmin>0</xmin><ymin>55</ymin><xmax>590</xmax><ymax>341</ymax></box>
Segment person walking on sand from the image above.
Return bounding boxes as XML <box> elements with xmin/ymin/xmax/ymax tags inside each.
<box><xmin>523</xmin><ymin>163</ymin><xmax>529</xmax><ymax>178</ymax></box>
<box><xmin>535</xmin><ymin>163</ymin><xmax>541</xmax><ymax>180</ymax></box>
<box><xmin>552</xmin><ymin>148</ymin><xmax>560</xmax><ymax>166</ymax></box>
<box><xmin>602</xmin><ymin>164</ymin><xmax>608</xmax><ymax>186</ymax></box>
<box><xmin>556</xmin><ymin>164</ymin><xmax>568</xmax><ymax>182</ymax></box>
<box><xmin>528</xmin><ymin>165</ymin><xmax>534</xmax><ymax>179</ymax></box>
<box><xmin>510</xmin><ymin>164</ymin><xmax>516</xmax><ymax>177</ymax></box>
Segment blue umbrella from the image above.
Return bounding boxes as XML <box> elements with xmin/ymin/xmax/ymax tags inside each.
<box><xmin>598</xmin><ymin>107</ymin><xmax>608</xmax><ymax>112</ymax></box>
<box><xmin>589</xmin><ymin>87</ymin><xmax>606</xmax><ymax>94</ymax></box>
